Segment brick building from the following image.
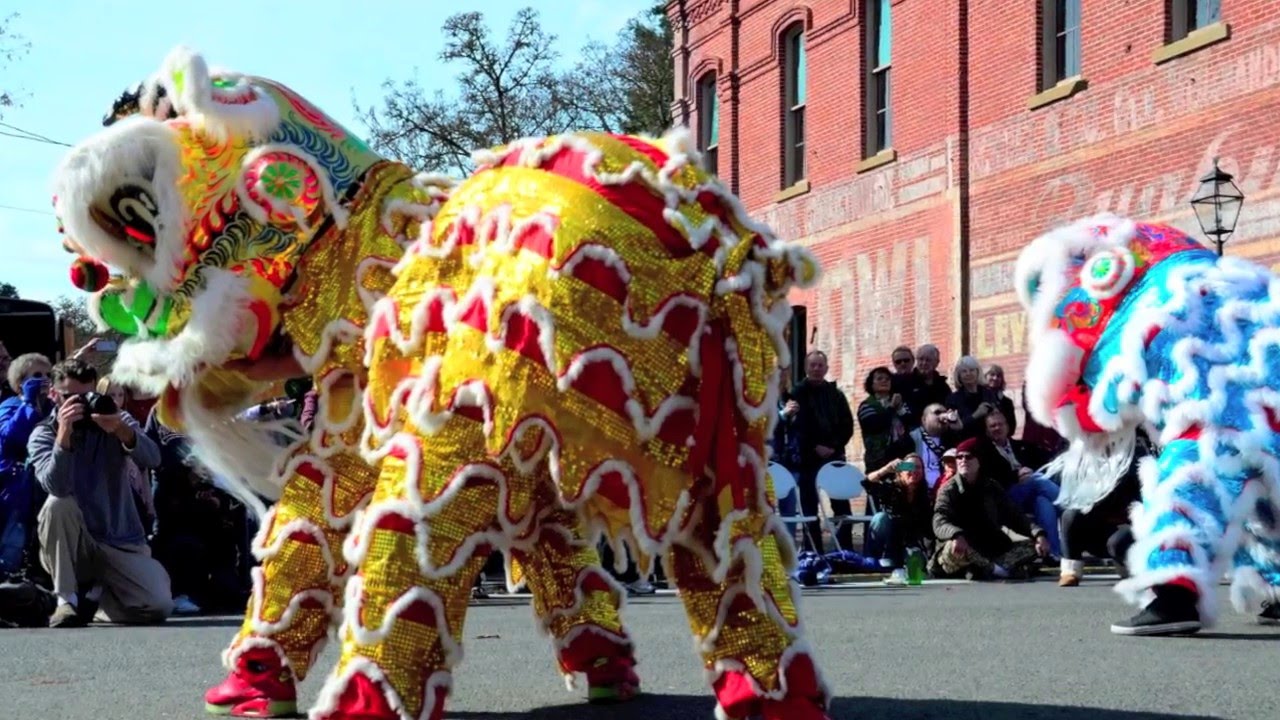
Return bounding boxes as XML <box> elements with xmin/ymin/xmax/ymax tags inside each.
<box><xmin>668</xmin><ymin>0</ymin><xmax>1280</xmax><ymax>413</ymax></box>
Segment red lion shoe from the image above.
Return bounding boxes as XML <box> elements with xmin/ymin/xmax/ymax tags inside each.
<box><xmin>204</xmin><ymin>647</ymin><xmax>299</xmax><ymax>718</ymax></box>
<box><xmin>585</xmin><ymin>655</ymin><xmax>642</xmax><ymax>704</ymax></box>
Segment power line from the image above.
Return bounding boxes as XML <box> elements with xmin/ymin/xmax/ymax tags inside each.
<box><xmin>0</xmin><ymin>121</ymin><xmax>67</xmax><ymax>145</ymax></box>
<box><xmin>0</xmin><ymin>122</ymin><xmax>72</xmax><ymax>147</ymax></box>
<box><xmin>0</xmin><ymin>203</ymin><xmax>54</xmax><ymax>216</ymax></box>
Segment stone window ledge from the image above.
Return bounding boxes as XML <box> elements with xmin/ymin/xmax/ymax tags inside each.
<box><xmin>1028</xmin><ymin>76</ymin><xmax>1088</xmax><ymax>111</ymax></box>
<box><xmin>774</xmin><ymin>179</ymin><xmax>811</xmax><ymax>203</ymax></box>
<box><xmin>1153</xmin><ymin>22</ymin><xmax>1230</xmax><ymax>65</ymax></box>
<box><xmin>856</xmin><ymin>148</ymin><xmax>897</xmax><ymax>174</ymax></box>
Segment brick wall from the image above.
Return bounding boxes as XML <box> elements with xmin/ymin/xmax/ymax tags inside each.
<box><xmin>670</xmin><ymin>0</ymin><xmax>1280</xmax><ymax>460</ymax></box>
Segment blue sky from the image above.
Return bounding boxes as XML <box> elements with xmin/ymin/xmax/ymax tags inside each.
<box><xmin>0</xmin><ymin>0</ymin><xmax>653</xmax><ymax>302</ymax></box>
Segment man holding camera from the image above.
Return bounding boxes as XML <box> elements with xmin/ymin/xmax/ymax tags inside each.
<box><xmin>26</xmin><ymin>359</ymin><xmax>172</xmax><ymax>627</ymax></box>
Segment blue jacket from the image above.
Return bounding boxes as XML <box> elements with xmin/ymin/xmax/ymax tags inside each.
<box><xmin>0</xmin><ymin>392</ymin><xmax>44</xmax><ymax>480</ymax></box>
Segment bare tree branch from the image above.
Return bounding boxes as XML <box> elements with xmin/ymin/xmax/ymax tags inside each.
<box><xmin>357</xmin><ymin>5</ymin><xmax>674</xmax><ymax>176</ymax></box>
<box><xmin>0</xmin><ymin>13</ymin><xmax>31</xmax><ymax>118</ymax></box>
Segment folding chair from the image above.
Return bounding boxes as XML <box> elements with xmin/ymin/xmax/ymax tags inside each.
<box><xmin>767</xmin><ymin>461</ymin><xmax>819</xmax><ymax>551</ymax></box>
<box><xmin>815</xmin><ymin>461</ymin><xmax>874</xmax><ymax>553</ymax></box>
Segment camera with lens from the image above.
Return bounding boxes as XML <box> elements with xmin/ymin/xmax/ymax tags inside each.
<box><xmin>68</xmin><ymin>391</ymin><xmax>119</xmax><ymax>431</ymax></box>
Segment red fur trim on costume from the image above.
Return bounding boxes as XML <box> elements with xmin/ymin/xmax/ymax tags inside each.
<box><xmin>713</xmin><ymin>652</ymin><xmax>828</xmax><ymax>719</ymax></box>
<box><xmin>322</xmin><ymin>671</ymin><xmax>409</xmax><ymax>720</ymax></box>
<box><xmin>688</xmin><ymin>319</ymin><xmax>749</xmax><ymax>510</ymax></box>
<box><xmin>1166</xmin><ymin>576</ymin><xmax>1200</xmax><ymax>596</ymax></box>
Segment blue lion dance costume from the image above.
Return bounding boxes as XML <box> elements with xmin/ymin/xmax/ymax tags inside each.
<box><xmin>1016</xmin><ymin>214</ymin><xmax>1280</xmax><ymax>635</ymax></box>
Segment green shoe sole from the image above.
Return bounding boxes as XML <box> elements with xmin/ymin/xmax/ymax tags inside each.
<box><xmin>587</xmin><ymin>685</ymin><xmax>641</xmax><ymax>704</ymax></box>
<box><xmin>204</xmin><ymin>700</ymin><xmax>298</xmax><ymax>717</ymax></box>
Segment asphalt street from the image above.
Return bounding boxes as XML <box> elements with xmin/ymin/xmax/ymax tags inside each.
<box><xmin>1</xmin><ymin>575</ymin><xmax>1275</xmax><ymax>720</ymax></box>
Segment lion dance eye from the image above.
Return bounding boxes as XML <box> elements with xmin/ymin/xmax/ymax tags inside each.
<box><xmin>1079</xmin><ymin>247</ymin><xmax>1137</xmax><ymax>301</ymax></box>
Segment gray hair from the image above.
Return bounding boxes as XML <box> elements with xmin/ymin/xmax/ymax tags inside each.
<box><xmin>951</xmin><ymin>355</ymin><xmax>983</xmax><ymax>388</ymax></box>
<box><xmin>7</xmin><ymin>352</ymin><xmax>51</xmax><ymax>393</ymax></box>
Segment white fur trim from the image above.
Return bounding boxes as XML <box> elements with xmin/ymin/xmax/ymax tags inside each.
<box><xmin>158</xmin><ymin>46</ymin><xmax>282</xmax><ymax>142</ymax></box>
<box><xmin>52</xmin><ymin>116</ymin><xmax>190</xmax><ymax>292</ymax></box>
<box><xmin>109</xmin><ymin>267</ymin><xmax>257</xmax><ymax>395</ymax></box>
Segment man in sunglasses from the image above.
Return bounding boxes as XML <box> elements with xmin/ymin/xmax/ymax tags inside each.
<box><xmin>930</xmin><ymin>437</ymin><xmax>1051</xmax><ymax>580</ymax></box>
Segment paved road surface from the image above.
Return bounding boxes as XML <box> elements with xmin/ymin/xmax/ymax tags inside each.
<box><xmin>2</xmin><ymin>575</ymin><xmax>1275</xmax><ymax>719</ymax></box>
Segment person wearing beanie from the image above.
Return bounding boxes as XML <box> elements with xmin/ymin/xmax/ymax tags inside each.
<box><xmin>929</xmin><ymin>437</ymin><xmax>1051</xmax><ymax>579</ymax></box>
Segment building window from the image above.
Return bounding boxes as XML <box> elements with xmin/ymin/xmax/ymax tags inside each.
<box><xmin>1171</xmin><ymin>0</ymin><xmax>1220</xmax><ymax>40</ymax></box>
<box><xmin>782</xmin><ymin>24</ymin><xmax>806</xmax><ymax>187</ymax></box>
<box><xmin>1041</xmin><ymin>0</ymin><xmax>1081</xmax><ymax>90</ymax></box>
<box><xmin>864</xmin><ymin>0</ymin><xmax>892</xmax><ymax>156</ymax></box>
<box><xmin>697</xmin><ymin>73</ymin><xmax>720</xmax><ymax>176</ymax></box>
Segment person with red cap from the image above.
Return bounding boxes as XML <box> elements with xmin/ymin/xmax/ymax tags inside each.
<box><xmin>930</xmin><ymin>437</ymin><xmax>1051</xmax><ymax>579</ymax></box>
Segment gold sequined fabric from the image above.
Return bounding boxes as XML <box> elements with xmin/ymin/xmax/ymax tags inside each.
<box><xmin>338</xmin><ymin>130</ymin><xmax>824</xmax><ymax>714</ymax></box>
<box><xmin>225</xmin><ymin>167</ymin><xmax>448</xmax><ymax>673</ymax></box>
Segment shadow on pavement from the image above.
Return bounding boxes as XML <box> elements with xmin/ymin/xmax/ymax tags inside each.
<box><xmin>445</xmin><ymin>695</ymin><xmax>1225</xmax><ymax>719</ymax></box>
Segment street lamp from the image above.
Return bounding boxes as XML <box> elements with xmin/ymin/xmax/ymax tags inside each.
<box><xmin>1190</xmin><ymin>157</ymin><xmax>1244</xmax><ymax>256</ymax></box>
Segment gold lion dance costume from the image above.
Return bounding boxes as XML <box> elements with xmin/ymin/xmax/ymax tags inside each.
<box><xmin>52</xmin><ymin>47</ymin><xmax>833</xmax><ymax>720</ymax></box>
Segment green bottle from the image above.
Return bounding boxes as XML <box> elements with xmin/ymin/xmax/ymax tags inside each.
<box><xmin>906</xmin><ymin>548</ymin><xmax>925</xmax><ymax>586</ymax></box>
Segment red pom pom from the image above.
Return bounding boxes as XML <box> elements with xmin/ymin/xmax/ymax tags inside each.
<box><xmin>69</xmin><ymin>256</ymin><xmax>110</xmax><ymax>292</ymax></box>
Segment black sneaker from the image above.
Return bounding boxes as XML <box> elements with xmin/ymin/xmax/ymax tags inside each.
<box><xmin>1110</xmin><ymin>585</ymin><xmax>1202</xmax><ymax>636</ymax></box>
<box><xmin>1259</xmin><ymin>601</ymin><xmax>1279</xmax><ymax>625</ymax></box>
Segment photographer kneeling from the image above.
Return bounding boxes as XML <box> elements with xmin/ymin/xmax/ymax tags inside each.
<box><xmin>26</xmin><ymin>359</ymin><xmax>173</xmax><ymax>628</ymax></box>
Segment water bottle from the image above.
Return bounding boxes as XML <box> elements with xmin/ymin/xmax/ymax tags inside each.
<box><xmin>906</xmin><ymin>547</ymin><xmax>925</xmax><ymax>586</ymax></box>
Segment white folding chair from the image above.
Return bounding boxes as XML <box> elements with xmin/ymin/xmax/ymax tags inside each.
<box><xmin>815</xmin><ymin>460</ymin><xmax>874</xmax><ymax>553</ymax></box>
<box><xmin>767</xmin><ymin>461</ymin><xmax>819</xmax><ymax>551</ymax></box>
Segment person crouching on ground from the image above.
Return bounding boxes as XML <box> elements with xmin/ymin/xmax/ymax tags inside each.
<box><xmin>930</xmin><ymin>438</ymin><xmax>1051</xmax><ymax>580</ymax></box>
<box><xmin>26</xmin><ymin>359</ymin><xmax>173</xmax><ymax>627</ymax></box>
<box><xmin>863</xmin><ymin>453</ymin><xmax>934</xmax><ymax>583</ymax></box>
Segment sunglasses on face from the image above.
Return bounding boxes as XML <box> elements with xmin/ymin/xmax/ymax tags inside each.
<box><xmin>955</xmin><ymin>452</ymin><xmax>974</xmax><ymax>460</ymax></box>
<box><xmin>893</xmin><ymin>357</ymin><xmax>913</xmax><ymax>365</ymax></box>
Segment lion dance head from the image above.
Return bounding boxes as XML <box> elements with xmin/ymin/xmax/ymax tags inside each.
<box><xmin>53</xmin><ymin>46</ymin><xmax>394</xmax><ymax>390</ymax></box>
<box><xmin>51</xmin><ymin>46</ymin><xmax>438</xmax><ymax>512</ymax></box>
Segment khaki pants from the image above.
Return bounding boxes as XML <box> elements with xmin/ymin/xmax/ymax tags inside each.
<box><xmin>38</xmin><ymin>495</ymin><xmax>174</xmax><ymax>624</ymax></box>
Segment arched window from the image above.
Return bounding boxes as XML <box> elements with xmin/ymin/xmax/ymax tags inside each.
<box><xmin>782</xmin><ymin>24</ymin><xmax>806</xmax><ymax>187</ymax></box>
<box><xmin>697</xmin><ymin>72</ymin><xmax>720</xmax><ymax>176</ymax></box>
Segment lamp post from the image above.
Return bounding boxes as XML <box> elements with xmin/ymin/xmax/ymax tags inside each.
<box><xmin>1190</xmin><ymin>157</ymin><xmax>1244</xmax><ymax>256</ymax></box>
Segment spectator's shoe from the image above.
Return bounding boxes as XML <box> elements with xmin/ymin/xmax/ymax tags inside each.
<box><xmin>1059</xmin><ymin>558</ymin><xmax>1084</xmax><ymax>587</ymax></box>
<box><xmin>1110</xmin><ymin>584</ymin><xmax>1202</xmax><ymax>636</ymax></box>
<box><xmin>1258</xmin><ymin>600</ymin><xmax>1279</xmax><ymax>625</ymax></box>
<box><xmin>882</xmin><ymin>568</ymin><xmax>908</xmax><ymax>586</ymax></box>
<box><xmin>174</xmin><ymin>595</ymin><xmax>202</xmax><ymax>615</ymax></box>
<box><xmin>204</xmin><ymin>647</ymin><xmax>298</xmax><ymax>717</ymax></box>
<box><xmin>585</xmin><ymin>655</ymin><xmax>642</xmax><ymax>704</ymax></box>
<box><xmin>625</xmin><ymin>579</ymin><xmax>656</xmax><ymax>596</ymax></box>
<box><xmin>48</xmin><ymin>602</ymin><xmax>88</xmax><ymax>629</ymax></box>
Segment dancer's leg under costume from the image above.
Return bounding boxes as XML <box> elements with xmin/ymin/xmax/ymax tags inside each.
<box><xmin>206</xmin><ymin>379</ymin><xmax>376</xmax><ymax>717</ymax></box>
<box><xmin>309</xmin><ymin>414</ymin><xmax>636</xmax><ymax>720</ymax></box>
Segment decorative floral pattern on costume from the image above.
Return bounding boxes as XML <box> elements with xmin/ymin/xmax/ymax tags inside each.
<box><xmin>1016</xmin><ymin>214</ymin><xmax>1280</xmax><ymax>630</ymax></box>
<box><xmin>53</xmin><ymin>46</ymin><xmax>831</xmax><ymax>720</ymax></box>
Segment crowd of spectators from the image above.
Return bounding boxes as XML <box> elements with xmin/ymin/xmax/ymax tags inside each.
<box><xmin>767</xmin><ymin>343</ymin><xmax>1141</xmax><ymax>587</ymax></box>
<box><xmin>0</xmin><ymin>342</ymin><xmax>300</xmax><ymax>627</ymax></box>
<box><xmin>0</xmin><ymin>332</ymin><xmax>1146</xmax><ymax>628</ymax></box>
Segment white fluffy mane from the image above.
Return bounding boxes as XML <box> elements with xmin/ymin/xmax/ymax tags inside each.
<box><xmin>51</xmin><ymin>117</ymin><xmax>190</xmax><ymax>293</ymax></box>
<box><xmin>1014</xmin><ymin>213</ymin><xmax>1137</xmax><ymax>429</ymax></box>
